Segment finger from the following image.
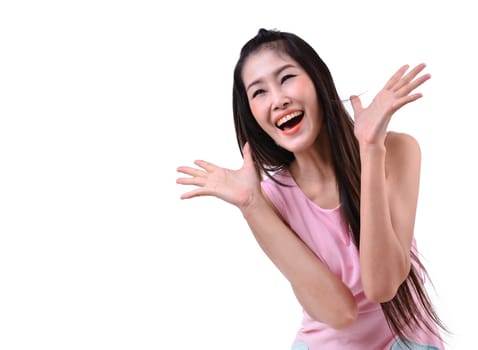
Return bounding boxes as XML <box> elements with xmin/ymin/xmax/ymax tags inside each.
<box><xmin>393</xmin><ymin>63</ymin><xmax>428</xmax><ymax>92</ymax></box>
<box><xmin>391</xmin><ymin>93</ymin><xmax>423</xmax><ymax>111</ymax></box>
<box><xmin>242</xmin><ymin>142</ymin><xmax>262</xmax><ymax>178</ymax></box>
<box><xmin>194</xmin><ymin>159</ymin><xmax>218</xmax><ymax>172</ymax></box>
<box><xmin>242</xmin><ymin>141</ymin><xmax>250</xmax><ymax>155</ymax></box>
<box><xmin>176</xmin><ymin>176</ymin><xmax>207</xmax><ymax>187</ymax></box>
<box><xmin>242</xmin><ymin>142</ymin><xmax>254</xmax><ymax>164</ymax></box>
<box><xmin>349</xmin><ymin>95</ymin><xmax>363</xmax><ymax>114</ymax></box>
<box><xmin>180</xmin><ymin>187</ymin><xmax>213</xmax><ymax>200</ymax></box>
<box><xmin>383</xmin><ymin>64</ymin><xmax>409</xmax><ymax>90</ymax></box>
<box><xmin>396</xmin><ymin>73</ymin><xmax>431</xmax><ymax>96</ymax></box>
<box><xmin>176</xmin><ymin>165</ymin><xmax>206</xmax><ymax>178</ymax></box>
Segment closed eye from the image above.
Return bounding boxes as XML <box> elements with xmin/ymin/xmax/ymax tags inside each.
<box><xmin>252</xmin><ymin>88</ymin><xmax>265</xmax><ymax>98</ymax></box>
<box><xmin>281</xmin><ymin>74</ymin><xmax>296</xmax><ymax>84</ymax></box>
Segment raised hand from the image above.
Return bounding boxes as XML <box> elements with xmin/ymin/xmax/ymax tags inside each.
<box><xmin>176</xmin><ymin>143</ymin><xmax>262</xmax><ymax>210</ymax></box>
<box><xmin>351</xmin><ymin>63</ymin><xmax>431</xmax><ymax>145</ymax></box>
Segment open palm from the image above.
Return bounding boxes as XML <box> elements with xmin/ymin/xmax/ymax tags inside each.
<box><xmin>176</xmin><ymin>143</ymin><xmax>261</xmax><ymax>209</ymax></box>
<box><xmin>351</xmin><ymin>63</ymin><xmax>431</xmax><ymax>145</ymax></box>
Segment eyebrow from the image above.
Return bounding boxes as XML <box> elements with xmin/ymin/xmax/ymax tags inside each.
<box><xmin>245</xmin><ymin>64</ymin><xmax>296</xmax><ymax>92</ymax></box>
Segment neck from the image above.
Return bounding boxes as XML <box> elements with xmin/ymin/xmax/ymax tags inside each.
<box><xmin>288</xmin><ymin>130</ymin><xmax>339</xmax><ymax>209</ymax></box>
<box><xmin>289</xmin><ymin>129</ymin><xmax>334</xmax><ymax>183</ymax></box>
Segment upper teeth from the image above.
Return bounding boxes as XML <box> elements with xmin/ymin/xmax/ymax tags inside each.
<box><xmin>276</xmin><ymin>111</ymin><xmax>302</xmax><ymax>127</ymax></box>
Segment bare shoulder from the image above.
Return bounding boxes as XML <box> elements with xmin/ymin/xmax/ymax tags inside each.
<box><xmin>385</xmin><ymin>131</ymin><xmax>421</xmax><ymax>176</ymax></box>
<box><xmin>385</xmin><ymin>131</ymin><xmax>421</xmax><ymax>158</ymax></box>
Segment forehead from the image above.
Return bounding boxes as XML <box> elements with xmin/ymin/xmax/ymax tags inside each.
<box><xmin>242</xmin><ymin>48</ymin><xmax>298</xmax><ymax>84</ymax></box>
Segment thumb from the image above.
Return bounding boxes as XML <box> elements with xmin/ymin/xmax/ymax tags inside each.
<box><xmin>242</xmin><ymin>142</ymin><xmax>253</xmax><ymax>164</ymax></box>
<box><xmin>349</xmin><ymin>95</ymin><xmax>362</xmax><ymax>113</ymax></box>
<box><xmin>242</xmin><ymin>142</ymin><xmax>258</xmax><ymax>171</ymax></box>
<box><xmin>242</xmin><ymin>142</ymin><xmax>262</xmax><ymax>180</ymax></box>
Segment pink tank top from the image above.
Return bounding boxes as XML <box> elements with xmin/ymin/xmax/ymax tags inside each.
<box><xmin>261</xmin><ymin>169</ymin><xmax>444</xmax><ymax>350</ymax></box>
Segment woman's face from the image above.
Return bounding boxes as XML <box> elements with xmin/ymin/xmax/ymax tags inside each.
<box><xmin>242</xmin><ymin>48</ymin><xmax>323</xmax><ymax>154</ymax></box>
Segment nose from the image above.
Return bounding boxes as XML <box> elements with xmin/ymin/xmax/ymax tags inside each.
<box><xmin>271</xmin><ymin>87</ymin><xmax>291</xmax><ymax>110</ymax></box>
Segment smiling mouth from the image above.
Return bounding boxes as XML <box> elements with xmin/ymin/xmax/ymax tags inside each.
<box><xmin>276</xmin><ymin>111</ymin><xmax>304</xmax><ymax>131</ymax></box>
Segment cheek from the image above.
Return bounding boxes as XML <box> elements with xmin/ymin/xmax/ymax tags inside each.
<box><xmin>295</xmin><ymin>80</ymin><xmax>316</xmax><ymax>102</ymax></box>
<box><xmin>302</xmin><ymin>85</ymin><xmax>321</xmax><ymax>119</ymax></box>
<box><xmin>249</xmin><ymin>102</ymin><xmax>269</xmax><ymax>128</ymax></box>
<box><xmin>249</xmin><ymin>101</ymin><xmax>259</xmax><ymax>117</ymax></box>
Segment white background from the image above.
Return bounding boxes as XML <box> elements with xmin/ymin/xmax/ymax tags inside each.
<box><xmin>0</xmin><ymin>0</ymin><xmax>476</xmax><ymax>349</ymax></box>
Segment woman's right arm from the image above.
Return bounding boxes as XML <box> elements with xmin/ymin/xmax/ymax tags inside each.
<box><xmin>176</xmin><ymin>143</ymin><xmax>357</xmax><ymax>329</ymax></box>
<box><xmin>242</xmin><ymin>192</ymin><xmax>357</xmax><ymax>329</ymax></box>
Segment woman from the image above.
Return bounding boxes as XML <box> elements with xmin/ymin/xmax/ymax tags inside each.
<box><xmin>176</xmin><ymin>28</ymin><xmax>447</xmax><ymax>349</ymax></box>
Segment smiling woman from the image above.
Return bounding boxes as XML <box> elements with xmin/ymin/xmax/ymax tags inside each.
<box><xmin>176</xmin><ymin>28</ymin><xmax>449</xmax><ymax>349</ymax></box>
<box><xmin>2</xmin><ymin>0</ymin><xmax>476</xmax><ymax>348</ymax></box>
<box><xmin>242</xmin><ymin>46</ymin><xmax>321</xmax><ymax>153</ymax></box>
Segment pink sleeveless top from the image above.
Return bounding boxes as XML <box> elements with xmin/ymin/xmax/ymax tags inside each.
<box><xmin>261</xmin><ymin>169</ymin><xmax>444</xmax><ymax>350</ymax></box>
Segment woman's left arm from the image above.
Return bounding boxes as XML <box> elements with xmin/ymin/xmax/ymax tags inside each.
<box><xmin>359</xmin><ymin>132</ymin><xmax>420</xmax><ymax>303</ymax></box>
<box><xmin>350</xmin><ymin>64</ymin><xmax>430</xmax><ymax>303</ymax></box>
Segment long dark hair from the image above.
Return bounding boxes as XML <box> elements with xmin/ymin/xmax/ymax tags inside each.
<box><xmin>232</xmin><ymin>28</ymin><xmax>446</xmax><ymax>343</ymax></box>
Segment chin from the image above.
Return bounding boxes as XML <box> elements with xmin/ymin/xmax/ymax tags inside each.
<box><xmin>282</xmin><ymin>137</ymin><xmax>318</xmax><ymax>153</ymax></box>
